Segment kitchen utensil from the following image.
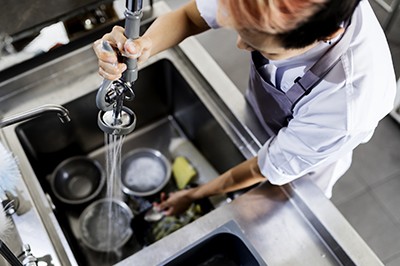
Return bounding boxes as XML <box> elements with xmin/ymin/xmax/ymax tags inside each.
<box><xmin>121</xmin><ymin>148</ymin><xmax>171</xmax><ymax>197</ymax></box>
<box><xmin>50</xmin><ymin>156</ymin><xmax>105</xmax><ymax>205</ymax></box>
<box><xmin>144</xmin><ymin>206</ymin><xmax>165</xmax><ymax>222</ymax></box>
<box><xmin>79</xmin><ymin>198</ymin><xmax>133</xmax><ymax>252</ymax></box>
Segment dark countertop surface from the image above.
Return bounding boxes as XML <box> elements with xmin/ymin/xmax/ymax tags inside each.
<box><xmin>0</xmin><ymin>0</ymin><xmax>112</xmax><ymax>36</ymax></box>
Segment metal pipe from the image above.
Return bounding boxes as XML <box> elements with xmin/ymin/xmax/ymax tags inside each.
<box><xmin>126</xmin><ymin>0</ymin><xmax>143</xmax><ymax>12</ymax></box>
<box><xmin>122</xmin><ymin>0</ymin><xmax>143</xmax><ymax>83</ymax></box>
<box><xmin>0</xmin><ymin>104</ymin><xmax>70</xmax><ymax>128</ymax></box>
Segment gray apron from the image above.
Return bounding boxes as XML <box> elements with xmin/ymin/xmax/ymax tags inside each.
<box><xmin>246</xmin><ymin>20</ymin><xmax>356</xmax><ymax>136</ymax></box>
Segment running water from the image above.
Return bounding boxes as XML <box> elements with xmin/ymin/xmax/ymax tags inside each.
<box><xmin>105</xmin><ymin>133</ymin><xmax>125</xmax><ymax>200</ymax></box>
<box><xmin>104</xmin><ymin>133</ymin><xmax>125</xmax><ymax>255</ymax></box>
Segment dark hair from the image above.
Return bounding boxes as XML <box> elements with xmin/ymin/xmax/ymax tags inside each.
<box><xmin>278</xmin><ymin>0</ymin><xmax>361</xmax><ymax>49</ymax></box>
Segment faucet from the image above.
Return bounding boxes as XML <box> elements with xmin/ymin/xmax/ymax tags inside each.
<box><xmin>96</xmin><ymin>0</ymin><xmax>142</xmax><ymax>136</ymax></box>
<box><xmin>0</xmin><ymin>104</ymin><xmax>70</xmax><ymax>128</ymax></box>
<box><xmin>122</xmin><ymin>0</ymin><xmax>143</xmax><ymax>84</ymax></box>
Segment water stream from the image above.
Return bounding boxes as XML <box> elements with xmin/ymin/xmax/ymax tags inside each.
<box><xmin>105</xmin><ymin>133</ymin><xmax>125</xmax><ymax>201</ymax></box>
<box><xmin>104</xmin><ymin>133</ymin><xmax>125</xmax><ymax>256</ymax></box>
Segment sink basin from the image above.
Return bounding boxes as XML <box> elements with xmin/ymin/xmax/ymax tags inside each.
<box><xmin>15</xmin><ymin>59</ymin><xmax>244</xmax><ymax>180</ymax></box>
<box><xmin>14</xmin><ymin>59</ymin><xmax>246</xmax><ymax>265</ymax></box>
<box><xmin>0</xmin><ymin>3</ymin><xmax>386</xmax><ymax>265</ymax></box>
<box><xmin>161</xmin><ymin>220</ymin><xmax>267</xmax><ymax>266</ymax></box>
<box><xmin>0</xmin><ymin>4</ymin><xmax>262</xmax><ymax>265</ymax></box>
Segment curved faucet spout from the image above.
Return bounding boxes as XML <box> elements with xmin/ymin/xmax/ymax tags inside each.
<box><xmin>0</xmin><ymin>104</ymin><xmax>70</xmax><ymax>128</ymax></box>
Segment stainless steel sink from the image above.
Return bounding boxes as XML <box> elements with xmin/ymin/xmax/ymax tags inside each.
<box><xmin>0</xmin><ymin>1</ymin><xmax>260</xmax><ymax>260</ymax></box>
<box><xmin>15</xmin><ymin>58</ymin><xmax>245</xmax><ymax>181</ymax></box>
<box><xmin>0</xmin><ymin>2</ymin><xmax>384</xmax><ymax>266</ymax></box>
<box><xmin>13</xmin><ymin>57</ymin><xmax>246</xmax><ymax>265</ymax></box>
<box><xmin>161</xmin><ymin>220</ymin><xmax>266</xmax><ymax>266</ymax></box>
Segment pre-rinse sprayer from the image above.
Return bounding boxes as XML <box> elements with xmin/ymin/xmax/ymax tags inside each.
<box><xmin>96</xmin><ymin>0</ymin><xmax>143</xmax><ymax>136</ymax></box>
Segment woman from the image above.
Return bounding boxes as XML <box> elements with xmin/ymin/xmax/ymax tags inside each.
<box><xmin>93</xmin><ymin>0</ymin><xmax>396</xmax><ymax>215</ymax></box>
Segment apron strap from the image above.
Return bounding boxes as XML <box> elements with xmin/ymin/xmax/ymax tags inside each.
<box><xmin>286</xmin><ymin>18</ymin><xmax>356</xmax><ymax>106</ymax></box>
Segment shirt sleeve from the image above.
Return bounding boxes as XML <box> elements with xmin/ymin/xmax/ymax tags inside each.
<box><xmin>258</xmin><ymin>122</ymin><xmax>373</xmax><ymax>186</ymax></box>
<box><xmin>257</xmin><ymin>65</ymin><xmax>378</xmax><ymax>186</ymax></box>
<box><xmin>195</xmin><ymin>0</ymin><xmax>220</xmax><ymax>28</ymax></box>
<box><xmin>256</xmin><ymin>0</ymin><xmax>397</xmax><ymax>185</ymax></box>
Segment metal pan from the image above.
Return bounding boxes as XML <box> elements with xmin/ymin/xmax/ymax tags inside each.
<box><xmin>121</xmin><ymin>148</ymin><xmax>171</xmax><ymax>197</ymax></box>
<box><xmin>79</xmin><ymin>198</ymin><xmax>133</xmax><ymax>253</ymax></box>
<box><xmin>50</xmin><ymin>156</ymin><xmax>105</xmax><ymax>205</ymax></box>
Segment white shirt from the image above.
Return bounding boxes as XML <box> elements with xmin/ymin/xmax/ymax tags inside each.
<box><xmin>196</xmin><ymin>0</ymin><xmax>397</xmax><ymax>197</ymax></box>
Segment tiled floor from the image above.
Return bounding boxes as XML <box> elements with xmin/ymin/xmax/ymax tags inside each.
<box><xmin>335</xmin><ymin>2</ymin><xmax>400</xmax><ymax>264</ymax></box>
<box><xmin>164</xmin><ymin>0</ymin><xmax>400</xmax><ymax>264</ymax></box>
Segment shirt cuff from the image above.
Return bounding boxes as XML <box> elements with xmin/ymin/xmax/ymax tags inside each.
<box><xmin>257</xmin><ymin>137</ymin><xmax>302</xmax><ymax>186</ymax></box>
<box><xmin>195</xmin><ymin>0</ymin><xmax>220</xmax><ymax>28</ymax></box>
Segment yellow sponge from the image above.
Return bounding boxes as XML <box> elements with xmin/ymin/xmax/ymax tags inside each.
<box><xmin>172</xmin><ymin>156</ymin><xmax>196</xmax><ymax>189</ymax></box>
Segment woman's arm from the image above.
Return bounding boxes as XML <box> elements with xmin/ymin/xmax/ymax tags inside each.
<box><xmin>158</xmin><ymin>157</ymin><xmax>266</xmax><ymax>215</ymax></box>
<box><xmin>140</xmin><ymin>0</ymin><xmax>210</xmax><ymax>57</ymax></box>
<box><xmin>93</xmin><ymin>0</ymin><xmax>210</xmax><ymax>80</ymax></box>
<box><xmin>191</xmin><ymin>156</ymin><xmax>265</xmax><ymax>199</ymax></box>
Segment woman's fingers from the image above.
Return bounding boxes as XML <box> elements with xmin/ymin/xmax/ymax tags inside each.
<box><xmin>103</xmin><ymin>26</ymin><xmax>128</xmax><ymax>53</ymax></box>
<box><xmin>93</xmin><ymin>39</ymin><xmax>118</xmax><ymax>64</ymax></box>
<box><xmin>124</xmin><ymin>36</ymin><xmax>152</xmax><ymax>63</ymax></box>
<box><xmin>93</xmin><ymin>39</ymin><xmax>123</xmax><ymax>80</ymax></box>
<box><xmin>93</xmin><ymin>26</ymin><xmax>153</xmax><ymax>79</ymax></box>
<box><xmin>99</xmin><ymin>61</ymin><xmax>126</xmax><ymax>75</ymax></box>
<box><xmin>98</xmin><ymin>63</ymin><xmax>126</xmax><ymax>80</ymax></box>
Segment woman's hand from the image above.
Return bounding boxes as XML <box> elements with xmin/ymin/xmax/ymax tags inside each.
<box><xmin>156</xmin><ymin>156</ymin><xmax>265</xmax><ymax>216</ymax></box>
<box><xmin>156</xmin><ymin>190</ymin><xmax>195</xmax><ymax>216</ymax></box>
<box><xmin>92</xmin><ymin>26</ymin><xmax>152</xmax><ymax>80</ymax></box>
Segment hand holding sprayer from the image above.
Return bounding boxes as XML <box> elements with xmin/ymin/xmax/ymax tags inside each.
<box><xmin>96</xmin><ymin>0</ymin><xmax>143</xmax><ymax>136</ymax></box>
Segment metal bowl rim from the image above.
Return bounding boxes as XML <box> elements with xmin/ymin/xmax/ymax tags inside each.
<box><xmin>121</xmin><ymin>148</ymin><xmax>171</xmax><ymax>197</ymax></box>
<box><xmin>78</xmin><ymin>198</ymin><xmax>134</xmax><ymax>252</ymax></box>
<box><xmin>50</xmin><ymin>156</ymin><xmax>106</xmax><ymax>205</ymax></box>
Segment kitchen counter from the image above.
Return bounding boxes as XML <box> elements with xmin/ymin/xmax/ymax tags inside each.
<box><xmin>0</xmin><ymin>1</ymin><xmax>382</xmax><ymax>265</ymax></box>
<box><xmin>118</xmin><ymin>180</ymin><xmax>372</xmax><ymax>265</ymax></box>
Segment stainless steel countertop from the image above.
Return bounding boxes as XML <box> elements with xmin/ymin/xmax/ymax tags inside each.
<box><xmin>0</xmin><ymin>1</ymin><xmax>383</xmax><ymax>266</ymax></box>
<box><xmin>118</xmin><ymin>176</ymin><xmax>382</xmax><ymax>265</ymax></box>
<box><xmin>116</xmin><ymin>182</ymin><xmax>339</xmax><ymax>265</ymax></box>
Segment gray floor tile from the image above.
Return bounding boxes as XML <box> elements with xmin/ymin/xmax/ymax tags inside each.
<box><xmin>331</xmin><ymin>170</ymin><xmax>368</xmax><ymax>205</ymax></box>
<box><xmin>370</xmin><ymin>1</ymin><xmax>400</xmax><ymax>78</ymax></box>
<box><xmin>389</xmin><ymin>42</ymin><xmax>400</xmax><ymax>79</ymax></box>
<box><xmin>372</xmin><ymin>173</ymin><xmax>400</xmax><ymax>223</ymax></box>
<box><xmin>337</xmin><ymin>192</ymin><xmax>400</xmax><ymax>261</ymax></box>
<box><xmin>196</xmin><ymin>29</ymin><xmax>250</xmax><ymax>92</ymax></box>
<box><xmin>386</xmin><ymin>253</ymin><xmax>400</xmax><ymax>266</ymax></box>
<box><xmin>347</xmin><ymin>117</ymin><xmax>400</xmax><ymax>186</ymax></box>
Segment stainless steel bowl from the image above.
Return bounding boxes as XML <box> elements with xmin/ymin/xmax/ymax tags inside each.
<box><xmin>121</xmin><ymin>148</ymin><xmax>171</xmax><ymax>197</ymax></box>
<box><xmin>50</xmin><ymin>156</ymin><xmax>105</xmax><ymax>205</ymax></box>
<box><xmin>79</xmin><ymin>198</ymin><xmax>133</xmax><ymax>252</ymax></box>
